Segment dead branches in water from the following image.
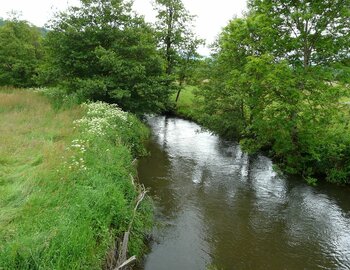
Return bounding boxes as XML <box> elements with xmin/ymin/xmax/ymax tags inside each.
<box><xmin>114</xmin><ymin>177</ymin><xmax>148</xmax><ymax>270</ymax></box>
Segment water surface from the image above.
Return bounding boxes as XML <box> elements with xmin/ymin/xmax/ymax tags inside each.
<box><xmin>138</xmin><ymin>116</ymin><xmax>350</xmax><ymax>270</ymax></box>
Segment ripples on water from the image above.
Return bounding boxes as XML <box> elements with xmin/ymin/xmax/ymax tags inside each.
<box><xmin>138</xmin><ymin>116</ymin><xmax>350</xmax><ymax>270</ymax></box>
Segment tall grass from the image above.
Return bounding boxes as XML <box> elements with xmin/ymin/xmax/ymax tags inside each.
<box><xmin>0</xmin><ymin>89</ymin><xmax>152</xmax><ymax>269</ymax></box>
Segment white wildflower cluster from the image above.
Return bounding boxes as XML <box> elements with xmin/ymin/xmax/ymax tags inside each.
<box><xmin>70</xmin><ymin>139</ymin><xmax>87</xmax><ymax>154</ymax></box>
<box><xmin>73</xmin><ymin>102</ymin><xmax>128</xmax><ymax>137</ymax></box>
<box><xmin>84</xmin><ymin>102</ymin><xmax>128</xmax><ymax>121</ymax></box>
<box><xmin>75</xmin><ymin>117</ymin><xmax>111</xmax><ymax>136</ymax></box>
<box><xmin>65</xmin><ymin>139</ymin><xmax>88</xmax><ymax>172</ymax></box>
<box><xmin>64</xmin><ymin>102</ymin><xmax>129</xmax><ymax>172</ymax></box>
<box><xmin>68</xmin><ymin>155</ymin><xmax>87</xmax><ymax>171</ymax></box>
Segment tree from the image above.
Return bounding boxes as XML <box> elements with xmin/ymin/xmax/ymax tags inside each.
<box><xmin>248</xmin><ymin>0</ymin><xmax>350</xmax><ymax>69</ymax></box>
<box><xmin>40</xmin><ymin>0</ymin><xmax>171</xmax><ymax>114</ymax></box>
<box><xmin>198</xmin><ymin>0</ymin><xmax>350</xmax><ymax>182</ymax></box>
<box><xmin>154</xmin><ymin>0</ymin><xmax>204</xmax><ymax>101</ymax></box>
<box><xmin>0</xmin><ymin>17</ymin><xmax>43</xmax><ymax>87</ymax></box>
<box><xmin>246</xmin><ymin>0</ymin><xmax>350</xmax><ymax>171</ymax></box>
<box><xmin>175</xmin><ymin>32</ymin><xmax>204</xmax><ymax>102</ymax></box>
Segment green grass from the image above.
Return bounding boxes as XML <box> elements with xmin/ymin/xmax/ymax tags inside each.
<box><xmin>174</xmin><ymin>85</ymin><xmax>196</xmax><ymax>106</ymax></box>
<box><xmin>173</xmin><ymin>85</ymin><xmax>200</xmax><ymax>119</ymax></box>
<box><xmin>0</xmin><ymin>89</ymin><xmax>152</xmax><ymax>269</ymax></box>
<box><xmin>339</xmin><ymin>96</ymin><xmax>350</xmax><ymax>103</ymax></box>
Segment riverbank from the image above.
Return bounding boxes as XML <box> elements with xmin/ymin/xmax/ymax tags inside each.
<box><xmin>173</xmin><ymin>85</ymin><xmax>350</xmax><ymax>186</ymax></box>
<box><xmin>0</xmin><ymin>88</ymin><xmax>152</xmax><ymax>269</ymax></box>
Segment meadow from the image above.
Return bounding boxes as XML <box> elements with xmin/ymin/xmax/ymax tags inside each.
<box><xmin>0</xmin><ymin>88</ymin><xmax>152</xmax><ymax>269</ymax></box>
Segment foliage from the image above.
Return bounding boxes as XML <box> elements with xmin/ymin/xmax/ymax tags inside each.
<box><xmin>248</xmin><ymin>0</ymin><xmax>350</xmax><ymax>67</ymax></box>
<box><xmin>305</xmin><ymin>176</ymin><xmax>318</xmax><ymax>186</ymax></box>
<box><xmin>35</xmin><ymin>86</ymin><xmax>82</xmax><ymax>110</ymax></box>
<box><xmin>0</xmin><ymin>18</ymin><xmax>43</xmax><ymax>87</ymax></box>
<box><xmin>192</xmin><ymin>0</ymin><xmax>350</xmax><ymax>184</ymax></box>
<box><xmin>154</xmin><ymin>0</ymin><xmax>204</xmax><ymax>97</ymax></box>
<box><xmin>0</xmin><ymin>18</ymin><xmax>5</xmax><ymax>27</ymax></box>
<box><xmin>39</xmin><ymin>0</ymin><xmax>171</xmax><ymax>114</ymax></box>
<box><xmin>0</xmin><ymin>89</ymin><xmax>152</xmax><ymax>269</ymax></box>
<box><xmin>186</xmin><ymin>57</ymin><xmax>213</xmax><ymax>85</ymax></box>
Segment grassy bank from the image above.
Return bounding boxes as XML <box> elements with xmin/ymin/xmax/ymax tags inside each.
<box><xmin>0</xmin><ymin>89</ymin><xmax>152</xmax><ymax>269</ymax></box>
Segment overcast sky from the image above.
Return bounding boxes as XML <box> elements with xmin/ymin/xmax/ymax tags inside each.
<box><xmin>0</xmin><ymin>0</ymin><xmax>247</xmax><ymax>55</ymax></box>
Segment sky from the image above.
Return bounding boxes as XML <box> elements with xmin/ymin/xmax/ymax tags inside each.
<box><xmin>0</xmin><ymin>0</ymin><xmax>247</xmax><ymax>55</ymax></box>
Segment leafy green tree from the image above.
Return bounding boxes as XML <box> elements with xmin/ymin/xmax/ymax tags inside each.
<box><xmin>246</xmin><ymin>0</ymin><xmax>350</xmax><ymax>174</ymax></box>
<box><xmin>40</xmin><ymin>0</ymin><xmax>170</xmax><ymax>114</ymax></box>
<box><xmin>198</xmin><ymin>0</ymin><xmax>350</xmax><ymax>182</ymax></box>
<box><xmin>154</xmin><ymin>0</ymin><xmax>203</xmax><ymax>101</ymax></box>
<box><xmin>0</xmin><ymin>17</ymin><xmax>43</xmax><ymax>87</ymax></box>
<box><xmin>154</xmin><ymin>0</ymin><xmax>190</xmax><ymax>75</ymax></box>
<box><xmin>175</xmin><ymin>33</ymin><xmax>204</xmax><ymax>102</ymax></box>
<box><xmin>248</xmin><ymin>0</ymin><xmax>350</xmax><ymax>68</ymax></box>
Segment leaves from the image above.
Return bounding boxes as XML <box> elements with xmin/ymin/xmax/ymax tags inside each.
<box><xmin>0</xmin><ymin>19</ymin><xmax>43</xmax><ymax>87</ymax></box>
<box><xmin>154</xmin><ymin>0</ymin><xmax>204</xmax><ymax>84</ymax></box>
<box><xmin>40</xmin><ymin>0</ymin><xmax>170</xmax><ymax>114</ymax></box>
<box><xmin>197</xmin><ymin>0</ymin><xmax>350</xmax><ymax>183</ymax></box>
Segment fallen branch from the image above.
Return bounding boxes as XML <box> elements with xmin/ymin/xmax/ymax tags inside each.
<box><xmin>115</xmin><ymin>256</ymin><xmax>136</xmax><ymax>270</ymax></box>
<box><xmin>129</xmin><ymin>188</ymin><xmax>147</xmax><ymax>232</ymax></box>
<box><xmin>129</xmin><ymin>174</ymin><xmax>135</xmax><ymax>186</ymax></box>
<box><xmin>115</xmin><ymin>232</ymin><xmax>130</xmax><ymax>267</ymax></box>
<box><xmin>114</xmin><ymin>185</ymin><xmax>148</xmax><ymax>270</ymax></box>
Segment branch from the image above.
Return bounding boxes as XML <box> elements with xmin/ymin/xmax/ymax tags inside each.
<box><xmin>114</xmin><ymin>185</ymin><xmax>148</xmax><ymax>269</ymax></box>
<box><xmin>114</xmin><ymin>256</ymin><xmax>137</xmax><ymax>270</ymax></box>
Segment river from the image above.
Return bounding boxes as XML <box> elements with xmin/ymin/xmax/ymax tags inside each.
<box><xmin>137</xmin><ymin>116</ymin><xmax>350</xmax><ymax>270</ymax></box>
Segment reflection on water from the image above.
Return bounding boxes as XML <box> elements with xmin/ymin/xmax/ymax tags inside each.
<box><xmin>138</xmin><ymin>116</ymin><xmax>350</xmax><ymax>270</ymax></box>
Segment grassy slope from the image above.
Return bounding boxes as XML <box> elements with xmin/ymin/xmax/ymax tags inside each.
<box><xmin>0</xmin><ymin>89</ymin><xmax>152</xmax><ymax>269</ymax></box>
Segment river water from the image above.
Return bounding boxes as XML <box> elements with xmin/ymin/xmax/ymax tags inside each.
<box><xmin>137</xmin><ymin>116</ymin><xmax>350</xmax><ymax>270</ymax></box>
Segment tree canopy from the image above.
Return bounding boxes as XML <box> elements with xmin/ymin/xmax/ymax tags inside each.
<box><xmin>0</xmin><ymin>18</ymin><xmax>43</xmax><ymax>87</ymax></box>
<box><xmin>154</xmin><ymin>0</ymin><xmax>204</xmax><ymax>103</ymax></box>
<box><xmin>196</xmin><ymin>0</ymin><xmax>350</xmax><ymax>183</ymax></box>
<box><xmin>40</xmin><ymin>0</ymin><xmax>171</xmax><ymax>113</ymax></box>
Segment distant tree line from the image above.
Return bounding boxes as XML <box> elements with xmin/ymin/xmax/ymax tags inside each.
<box><xmin>0</xmin><ymin>0</ymin><xmax>202</xmax><ymax>114</ymax></box>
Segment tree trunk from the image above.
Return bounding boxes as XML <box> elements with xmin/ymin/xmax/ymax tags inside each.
<box><xmin>175</xmin><ymin>89</ymin><xmax>181</xmax><ymax>103</ymax></box>
<box><xmin>165</xmin><ymin>7</ymin><xmax>174</xmax><ymax>75</ymax></box>
<box><xmin>175</xmin><ymin>79</ymin><xmax>184</xmax><ymax>103</ymax></box>
<box><xmin>303</xmin><ymin>45</ymin><xmax>311</xmax><ymax>68</ymax></box>
<box><xmin>303</xmin><ymin>19</ymin><xmax>311</xmax><ymax>69</ymax></box>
